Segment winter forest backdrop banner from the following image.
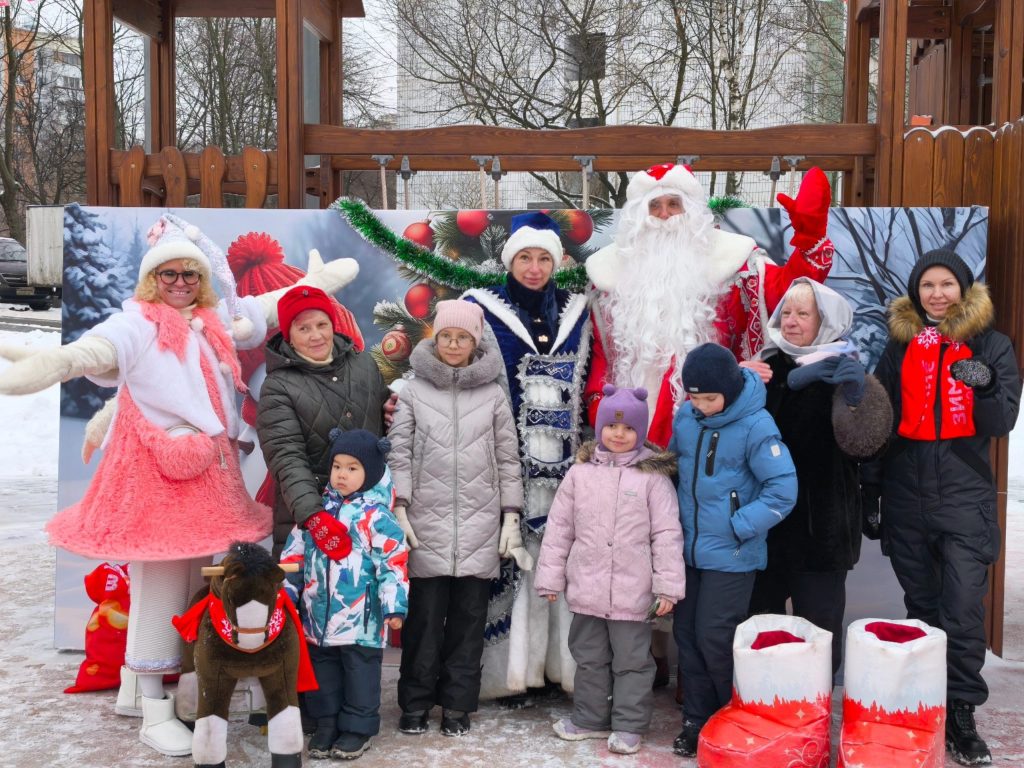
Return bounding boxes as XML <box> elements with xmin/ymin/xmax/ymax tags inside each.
<box><xmin>53</xmin><ymin>202</ymin><xmax>988</xmax><ymax>652</ymax></box>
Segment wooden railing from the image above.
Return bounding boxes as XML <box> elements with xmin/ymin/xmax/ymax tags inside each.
<box><xmin>108</xmin><ymin>123</ymin><xmax>880</xmax><ymax>208</ymax></box>
<box><xmin>109</xmin><ymin>145</ymin><xmax>278</xmax><ymax>208</ymax></box>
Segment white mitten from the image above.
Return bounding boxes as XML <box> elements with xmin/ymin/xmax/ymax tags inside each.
<box><xmin>499</xmin><ymin>512</ymin><xmax>534</xmax><ymax>571</ymax></box>
<box><xmin>256</xmin><ymin>248</ymin><xmax>360</xmax><ymax>328</ymax></box>
<box><xmin>82</xmin><ymin>395</ymin><xmax>117</xmax><ymax>464</ymax></box>
<box><xmin>394</xmin><ymin>505</ymin><xmax>419</xmax><ymax>549</ymax></box>
<box><xmin>0</xmin><ymin>335</ymin><xmax>117</xmax><ymax>395</ymax></box>
<box><xmin>0</xmin><ymin>344</ymin><xmax>39</xmax><ymax>363</ymax></box>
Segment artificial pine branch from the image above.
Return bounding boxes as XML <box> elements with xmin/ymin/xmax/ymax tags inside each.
<box><xmin>708</xmin><ymin>196</ymin><xmax>749</xmax><ymax>215</ymax></box>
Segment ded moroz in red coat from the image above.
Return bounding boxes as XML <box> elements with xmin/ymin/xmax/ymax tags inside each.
<box><xmin>585</xmin><ymin>234</ymin><xmax>833</xmax><ymax>447</ymax></box>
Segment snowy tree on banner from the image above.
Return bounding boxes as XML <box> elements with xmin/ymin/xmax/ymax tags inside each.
<box><xmin>333</xmin><ymin>199</ymin><xmax>612</xmax><ymax>383</ymax></box>
<box><xmin>61</xmin><ymin>204</ymin><xmax>134</xmax><ymax>418</ymax></box>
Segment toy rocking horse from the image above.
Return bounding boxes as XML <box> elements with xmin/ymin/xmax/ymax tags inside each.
<box><xmin>173</xmin><ymin>542</ymin><xmax>317</xmax><ymax>768</ymax></box>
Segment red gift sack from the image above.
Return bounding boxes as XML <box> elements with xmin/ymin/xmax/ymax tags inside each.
<box><xmin>64</xmin><ymin>563</ymin><xmax>130</xmax><ymax>693</ymax></box>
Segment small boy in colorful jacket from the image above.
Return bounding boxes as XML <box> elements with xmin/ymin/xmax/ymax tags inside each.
<box><xmin>281</xmin><ymin>428</ymin><xmax>409</xmax><ymax>760</ymax></box>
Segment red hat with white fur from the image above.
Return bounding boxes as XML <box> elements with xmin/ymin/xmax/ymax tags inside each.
<box><xmin>626</xmin><ymin>163</ymin><xmax>703</xmax><ymax>204</ymax></box>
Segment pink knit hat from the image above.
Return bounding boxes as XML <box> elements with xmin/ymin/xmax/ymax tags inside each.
<box><xmin>433</xmin><ymin>300</ymin><xmax>485</xmax><ymax>344</ymax></box>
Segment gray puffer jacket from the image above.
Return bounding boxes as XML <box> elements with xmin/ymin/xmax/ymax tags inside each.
<box><xmin>388</xmin><ymin>338</ymin><xmax>524</xmax><ymax>579</ymax></box>
<box><xmin>256</xmin><ymin>333</ymin><xmax>389</xmax><ymax>554</ymax></box>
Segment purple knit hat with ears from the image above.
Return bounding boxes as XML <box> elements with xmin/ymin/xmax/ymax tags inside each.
<box><xmin>595</xmin><ymin>384</ymin><xmax>649</xmax><ymax>443</ymax></box>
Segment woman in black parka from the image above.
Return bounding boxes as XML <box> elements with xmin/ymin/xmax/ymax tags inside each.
<box><xmin>750</xmin><ymin>278</ymin><xmax>891</xmax><ymax>677</ymax></box>
<box><xmin>866</xmin><ymin>249</ymin><xmax>1020</xmax><ymax>767</ymax></box>
<box><xmin>256</xmin><ymin>286</ymin><xmax>390</xmax><ymax>555</ymax></box>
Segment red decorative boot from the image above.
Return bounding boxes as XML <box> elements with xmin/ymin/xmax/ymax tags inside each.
<box><xmin>697</xmin><ymin>615</ymin><xmax>832</xmax><ymax>768</ymax></box>
<box><xmin>838</xmin><ymin>618</ymin><xmax>947</xmax><ymax>768</ymax></box>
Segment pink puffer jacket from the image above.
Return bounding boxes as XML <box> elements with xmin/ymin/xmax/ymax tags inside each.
<box><xmin>534</xmin><ymin>441</ymin><xmax>686</xmax><ymax>621</ymax></box>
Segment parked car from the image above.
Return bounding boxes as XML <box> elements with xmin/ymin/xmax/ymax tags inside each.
<box><xmin>0</xmin><ymin>237</ymin><xmax>56</xmax><ymax>310</ymax></box>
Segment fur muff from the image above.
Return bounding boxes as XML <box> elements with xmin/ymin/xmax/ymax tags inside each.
<box><xmin>133</xmin><ymin>416</ymin><xmax>219</xmax><ymax>481</ymax></box>
<box><xmin>887</xmin><ymin>283</ymin><xmax>994</xmax><ymax>344</ymax></box>
<box><xmin>831</xmin><ymin>375</ymin><xmax>893</xmax><ymax>460</ymax></box>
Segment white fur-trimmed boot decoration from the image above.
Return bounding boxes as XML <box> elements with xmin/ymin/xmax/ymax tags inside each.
<box><xmin>698</xmin><ymin>614</ymin><xmax>833</xmax><ymax>768</ymax></box>
<box><xmin>838</xmin><ymin>618</ymin><xmax>947</xmax><ymax>768</ymax></box>
<box><xmin>140</xmin><ymin>693</ymin><xmax>193</xmax><ymax>757</ymax></box>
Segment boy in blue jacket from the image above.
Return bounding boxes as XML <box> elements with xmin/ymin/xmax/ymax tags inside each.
<box><xmin>667</xmin><ymin>343</ymin><xmax>797</xmax><ymax>758</ymax></box>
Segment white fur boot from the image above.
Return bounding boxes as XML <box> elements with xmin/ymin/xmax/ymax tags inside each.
<box><xmin>114</xmin><ymin>666</ymin><xmax>142</xmax><ymax>717</ymax></box>
<box><xmin>140</xmin><ymin>694</ymin><xmax>193</xmax><ymax>756</ymax></box>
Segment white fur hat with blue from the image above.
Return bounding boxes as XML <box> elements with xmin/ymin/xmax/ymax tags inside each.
<box><xmin>500</xmin><ymin>211</ymin><xmax>564</xmax><ymax>270</ymax></box>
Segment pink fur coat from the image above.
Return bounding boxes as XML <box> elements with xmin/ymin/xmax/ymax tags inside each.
<box><xmin>46</xmin><ymin>299</ymin><xmax>271</xmax><ymax>561</ymax></box>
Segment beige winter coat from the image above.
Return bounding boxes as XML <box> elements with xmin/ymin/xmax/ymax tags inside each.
<box><xmin>388</xmin><ymin>338</ymin><xmax>524</xmax><ymax>579</ymax></box>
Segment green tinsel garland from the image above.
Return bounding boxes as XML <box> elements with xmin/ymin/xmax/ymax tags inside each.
<box><xmin>333</xmin><ymin>198</ymin><xmax>590</xmax><ymax>293</ymax></box>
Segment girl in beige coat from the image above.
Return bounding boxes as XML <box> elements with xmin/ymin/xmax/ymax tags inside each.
<box><xmin>388</xmin><ymin>300</ymin><xmax>525</xmax><ymax>737</ymax></box>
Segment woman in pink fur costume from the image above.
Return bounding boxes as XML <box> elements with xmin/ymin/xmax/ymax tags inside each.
<box><xmin>0</xmin><ymin>215</ymin><xmax>358</xmax><ymax>758</ymax></box>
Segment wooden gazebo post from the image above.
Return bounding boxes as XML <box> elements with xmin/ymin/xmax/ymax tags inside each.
<box><xmin>874</xmin><ymin>0</ymin><xmax>910</xmax><ymax>206</ymax></box>
<box><xmin>82</xmin><ymin>0</ymin><xmax>357</xmax><ymax>208</ymax></box>
<box><xmin>83</xmin><ymin>0</ymin><xmax>116</xmax><ymax>205</ymax></box>
<box><xmin>991</xmin><ymin>1</ymin><xmax>1024</xmax><ymax>124</ymax></box>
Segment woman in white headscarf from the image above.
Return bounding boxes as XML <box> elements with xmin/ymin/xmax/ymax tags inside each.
<box><xmin>749</xmin><ymin>277</ymin><xmax>891</xmax><ymax>677</ymax></box>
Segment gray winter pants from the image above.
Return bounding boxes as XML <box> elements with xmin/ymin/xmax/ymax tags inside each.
<box><xmin>568</xmin><ymin>613</ymin><xmax>655</xmax><ymax>734</ymax></box>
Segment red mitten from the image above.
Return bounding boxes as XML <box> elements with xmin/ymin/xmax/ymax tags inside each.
<box><xmin>776</xmin><ymin>166</ymin><xmax>831</xmax><ymax>250</ymax></box>
<box><xmin>304</xmin><ymin>510</ymin><xmax>353</xmax><ymax>561</ymax></box>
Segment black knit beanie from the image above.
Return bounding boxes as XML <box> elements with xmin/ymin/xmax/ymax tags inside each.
<box><xmin>328</xmin><ymin>428</ymin><xmax>390</xmax><ymax>492</ymax></box>
<box><xmin>907</xmin><ymin>249</ymin><xmax>974</xmax><ymax>317</ymax></box>
<box><xmin>681</xmin><ymin>343</ymin><xmax>745</xmax><ymax>407</ymax></box>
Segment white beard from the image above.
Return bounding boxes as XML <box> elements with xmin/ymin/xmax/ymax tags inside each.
<box><xmin>606</xmin><ymin>212</ymin><xmax>723</xmax><ymax>404</ymax></box>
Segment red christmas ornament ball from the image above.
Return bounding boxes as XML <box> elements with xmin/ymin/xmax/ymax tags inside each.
<box><xmin>403</xmin><ymin>221</ymin><xmax>434</xmax><ymax>250</ymax></box>
<box><xmin>380</xmin><ymin>326</ymin><xmax>412</xmax><ymax>362</ymax></box>
<box><xmin>564</xmin><ymin>210</ymin><xmax>594</xmax><ymax>245</ymax></box>
<box><xmin>456</xmin><ymin>210</ymin><xmax>490</xmax><ymax>238</ymax></box>
<box><xmin>403</xmin><ymin>283</ymin><xmax>436</xmax><ymax>319</ymax></box>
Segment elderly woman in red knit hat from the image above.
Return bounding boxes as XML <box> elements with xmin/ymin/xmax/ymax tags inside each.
<box><xmin>256</xmin><ymin>285</ymin><xmax>391</xmax><ymax>558</ymax></box>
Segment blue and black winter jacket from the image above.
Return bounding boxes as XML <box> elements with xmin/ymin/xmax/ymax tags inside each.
<box><xmin>669</xmin><ymin>368</ymin><xmax>797</xmax><ymax>572</ymax></box>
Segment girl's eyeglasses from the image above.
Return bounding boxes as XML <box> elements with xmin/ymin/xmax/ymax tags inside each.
<box><xmin>436</xmin><ymin>332</ymin><xmax>475</xmax><ymax>347</ymax></box>
<box><xmin>157</xmin><ymin>270</ymin><xmax>201</xmax><ymax>286</ymax></box>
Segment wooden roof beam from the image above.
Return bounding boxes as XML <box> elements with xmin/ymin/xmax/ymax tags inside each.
<box><xmin>112</xmin><ymin>0</ymin><xmax>164</xmax><ymax>40</ymax></box>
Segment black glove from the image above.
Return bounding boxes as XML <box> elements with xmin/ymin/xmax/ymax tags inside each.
<box><xmin>950</xmin><ymin>358</ymin><xmax>994</xmax><ymax>391</ymax></box>
<box><xmin>787</xmin><ymin>355</ymin><xmax>866</xmax><ymax>406</ymax></box>
<box><xmin>860</xmin><ymin>485</ymin><xmax>882</xmax><ymax>540</ymax></box>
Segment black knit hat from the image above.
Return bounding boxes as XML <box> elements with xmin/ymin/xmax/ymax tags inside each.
<box><xmin>328</xmin><ymin>428</ymin><xmax>390</xmax><ymax>492</ymax></box>
<box><xmin>907</xmin><ymin>249</ymin><xmax>974</xmax><ymax>317</ymax></box>
<box><xmin>681</xmin><ymin>343</ymin><xmax>745</xmax><ymax>407</ymax></box>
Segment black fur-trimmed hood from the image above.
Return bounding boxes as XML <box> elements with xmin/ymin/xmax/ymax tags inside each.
<box><xmin>887</xmin><ymin>282</ymin><xmax>994</xmax><ymax>344</ymax></box>
<box><xmin>575</xmin><ymin>439</ymin><xmax>677</xmax><ymax>476</ymax></box>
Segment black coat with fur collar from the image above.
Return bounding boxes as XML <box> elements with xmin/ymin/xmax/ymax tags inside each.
<box><xmin>872</xmin><ymin>283</ymin><xmax>1021</xmax><ymax>557</ymax></box>
<box><xmin>762</xmin><ymin>352</ymin><xmax>891</xmax><ymax>572</ymax></box>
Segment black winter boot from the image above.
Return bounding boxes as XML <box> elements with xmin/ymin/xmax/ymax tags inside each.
<box><xmin>270</xmin><ymin>753</ymin><xmax>302</xmax><ymax>768</ymax></box>
<box><xmin>308</xmin><ymin>717</ymin><xmax>338</xmax><ymax>759</ymax></box>
<box><xmin>672</xmin><ymin>719</ymin><xmax>702</xmax><ymax>757</ymax></box>
<box><xmin>398</xmin><ymin>709</ymin><xmax>428</xmax><ymax>734</ymax></box>
<box><xmin>946</xmin><ymin>699</ymin><xmax>992</xmax><ymax>766</ymax></box>
<box><xmin>441</xmin><ymin>709</ymin><xmax>470</xmax><ymax>736</ymax></box>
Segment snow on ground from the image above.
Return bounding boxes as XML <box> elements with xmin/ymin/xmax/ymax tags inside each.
<box><xmin>0</xmin><ymin>327</ymin><xmax>1022</xmax><ymax>767</ymax></box>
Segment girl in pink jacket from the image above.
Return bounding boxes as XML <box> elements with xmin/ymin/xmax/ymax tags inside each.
<box><xmin>534</xmin><ymin>385</ymin><xmax>685</xmax><ymax>755</ymax></box>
